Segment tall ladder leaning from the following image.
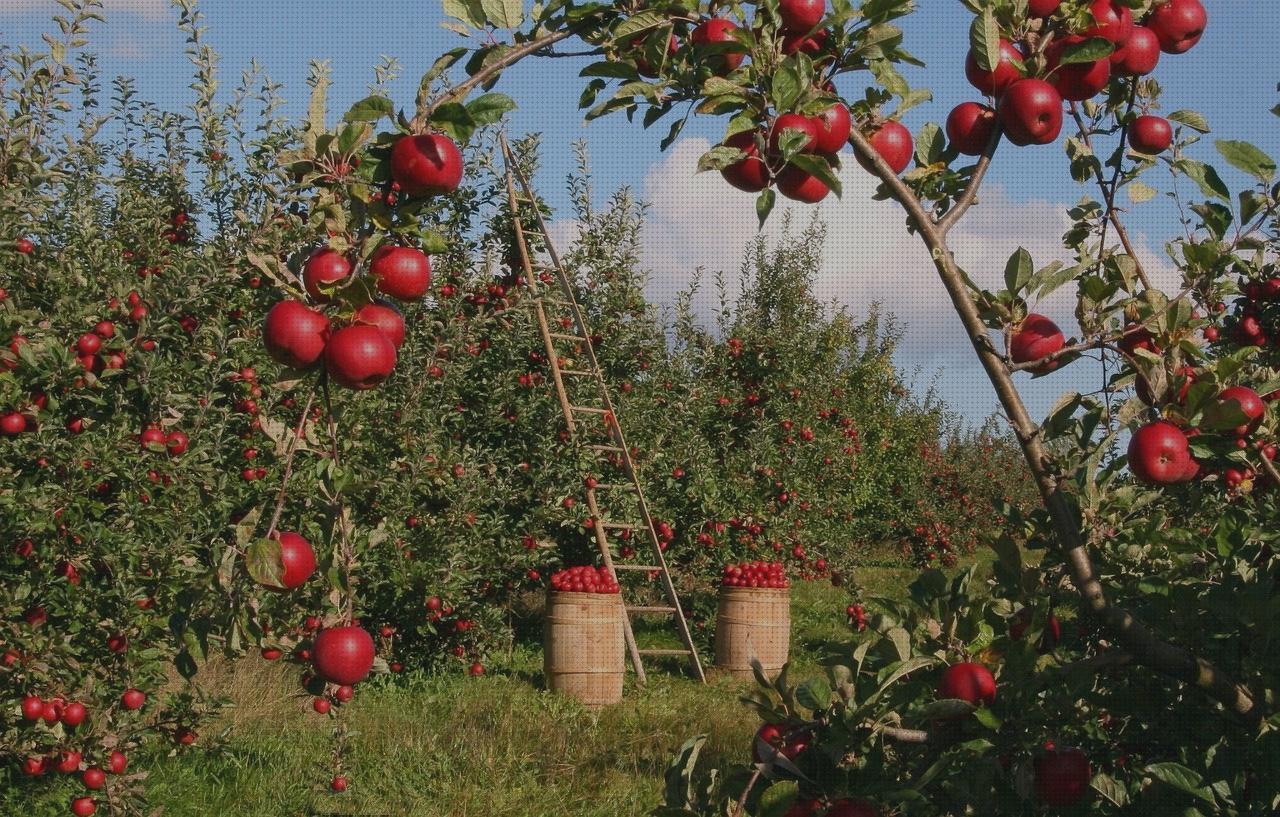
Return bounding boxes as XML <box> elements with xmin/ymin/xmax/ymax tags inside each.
<box><xmin>499</xmin><ymin>135</ymin><xmax>706</xmax><ymax>684</ymax></box>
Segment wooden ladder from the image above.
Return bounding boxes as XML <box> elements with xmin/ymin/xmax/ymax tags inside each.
<box><xmin>499</xmin><ymin>135</ymin><xmax>706</xmax><ymax>685</ymax></box>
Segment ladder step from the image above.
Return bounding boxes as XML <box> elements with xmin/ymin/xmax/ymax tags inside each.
<box><xmin>638</xmin><ymin>648</ymin><xmax>694</xmax><ymax>656</ymax></box>
<box><xmin>613</xmin><ymin>564</ymin><xmax>661</xmax><ymax>571</ymax></box>
<box><xmin>591</xmin><ymin>483</ymin><xmax>636</xmax><ymax>491</ymax></box>
<box><xmin>600</xmin><ymin>521</ymin><xmax>640</xmax><ymax>530</ymax></box>
<box><xmin>571</xmin><ymin>405</ymin><xmax>607</xmax><ymax>414</ymax></box>
<box><xmin>627</xmin><ymin>606</ymin><xmax>677</xmax><ymax>615</ymax></box>
<box><xmin>559</xmin><ymin>369</ymin><xmax>595</xmax><ymax>377</ymax></box>
<box><xmin>550</xmin><ymin>332</ymin><xmax>587</xmax><ymax>341</ymax></box>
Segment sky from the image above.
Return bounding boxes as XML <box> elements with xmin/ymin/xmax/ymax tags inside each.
<box><xmin>3</xmin><ymin>0</ymin><xmax>1278</xmax><ymax>426</ymax></box>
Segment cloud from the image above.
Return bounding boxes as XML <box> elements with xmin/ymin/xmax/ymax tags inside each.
<box><xmin>1</xmin><ymin>0</ymin><xmax>169</xmax><ymax>20</ymax></box>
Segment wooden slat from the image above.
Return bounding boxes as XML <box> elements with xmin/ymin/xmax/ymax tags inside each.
<box><xmin>627</xmin><ymin>606</ymin><xmax>677</xmax><ymax>615</ymax></box>
<box><xmin>638</xmin><ymin>649</ymin><xmax>695</xmax><ymax>657</ymax></box>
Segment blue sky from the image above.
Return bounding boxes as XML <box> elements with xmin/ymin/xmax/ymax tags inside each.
<box><xmin>4</xmin><ymin>1</ymin><xmax>1278</xmax><ymax>424</ymax></box>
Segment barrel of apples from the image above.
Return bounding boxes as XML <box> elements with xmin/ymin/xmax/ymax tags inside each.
<box><xmin>543</xmin><ymin>566</ymin><xmax>625</xmax><ymax>708</ymax></box>
<box><xmin>714</xmin><ymin>561</ymin><xmax>791</xmax><ymax>679</ymax></box>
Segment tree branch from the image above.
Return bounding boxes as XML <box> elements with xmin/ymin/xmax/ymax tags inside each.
<box><xmin>937</xmin><ymin>124</ymin><xmax>1003</xmax><ymax>237</ymax></box>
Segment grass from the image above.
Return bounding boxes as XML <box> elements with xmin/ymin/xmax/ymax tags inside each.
<box><xmin>13</xmin><ymin>565</ymin><xmax>931</xmax><ymax>817</ymax></box>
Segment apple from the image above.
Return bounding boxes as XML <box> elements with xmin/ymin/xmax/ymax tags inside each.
<box><xmin>313</xmin><ymin>696</ymin><xmax>332</xmax><ymax>714</ymax></box>
<box><xmin>2</xmin><ymin>412</ymin><xmax>28</xmax><ymax>436</ymax></box>
<box><xmin>1148</xmin><ymin>0</ymin><xmax>1206</xmax><ymax>54</ymax></box>
<box><xmin>312</xmin><ymin>626</ymin><xmax>375</xmax><ymax>685</ymax></box>
<box><xmin>15</xmin><ymin>237</ymin><xmax>35</xmax><ymax>254</ymax></box>
<box><xmin>1215</xmin><ymin>386</ymin><xmax>1265</xmax><ymax>437</ymax></box>
<box><xmin>302</xmin><ymin>248</ymin><xmax>351</xmax><ymax>302</ymax></box>
<box><xmin>863</xmin><ymin>121</ymin><xmax>913</xmax><ymax>174</ymax></box>
<box><xmin>175</xmin><ymin>727</ymin><xmax>197</xmax><ymax>745</ymax></box>
<box><xmin>937</xmin><ymin>661</ymin><xmax>996</xmax><ymax>705</ymax></box>
<box><xmin>946</xmin><ymin>102</ymin><xmax>997</xmax><ymax>156</ymax></box>
<box><xmin>71</xmin><ymin>797</ymin><xmax>97</xmax><ymax>817</ymax></box>
<box><xmin>331</xmin><ymin>776</ymin><xmax>349</xmax><ymax>792</ymax></box>
<box><xmin>752</xmin><ymin>721</ymin><xmax>811</xmax><ymax>763</ymax></box>
<box><xmin>1129</xmin><ymin>115</ymin><xmax>1172</xmax><ymax>154</ymax></box>
<box><xmin>811</xmin><ymin>103</ymin><xmax>851</xmax><ymax>154</ymax></box>
<box><xmin>1010</xmin><ymin>313</ymin><xmax>1065</xmax><ymax>373</ymax></box>
<box><xmin>82</xmin><ymin>767</ymin><xmax>106</xmax><ymax>789</ymax></box>
<box><xmin>324</xmin><ymin>325</ymin><xmax>397</xmax><ymax>390</ymax></box>
<box><xmin>270</xmin><ymin>531</ymin><xmax>317</xmax><ymax>590</ymax></box>
<box><xmin>165</xmin><ymin>430</ymin><xmax>189</xmax><ymax>457</ymax></box>
<box><xmin>721</xmin><ymin>131</ymin><xmax>771</xmax><ymax>193</ymax></box>
<box><xmin>777</xmin><ymin>163</ymin><xmax>832</xmax><ymax>203</ymax></box>
<box><xmin>21</xmin><ymin>695</ymin><xmax>43</xmax><ymax>720</ymax></box>
<box><xmin>139</xmin><ymin>427</ymin><xmax>167</xmax><ymax>450</ymax></box>
<box><xmin>1035</xmin><ymin>746</ymin><xmax>1092</xmax><ymax>806</ymax></box>
<box><xmin>782</xmin><ymin>29</ymin><xmax>829</xmax><ymax>56</ymax></box>
<box><xmin>825</xmin><ymin>800</ymin><xmax>879</xmax><ymax>817</ymax></box>
<box><xmin>263</xmin><ymin>300</ymin><xmax>330</xmax><ymax>368</ymax></box>
<box><xmin>21</xmin><ymin>756</ymin><xmax>48</xmax><ymax>776</ymax></box>
<box><xmin>770</xmin><ymin>113</ymin><xmax>820</xmax><ymax>153</ymax></box>
<box><xmin>1027</xmin><ymin>0</ymin><xmax>1060</xmax><ymax>16</ymax></box>
<box><xmin>631</xmin><ymin>32</ymin><xmax>679</xmax><ymax>78</ymax></box>
<box><xmin>999</xmin><ymin>79</ymin><xmax>1064</xmax><ymax>146</ymax></box>
<box><xmin>355</xmin><ymin>302</ymin><xmax>406</xmax><ymax>349</ymax></box>
<box><xmin>56</xmin><ymin>750</ymin><xmax>82</xmax><ymax>773</ymax></box>
<box><xmin>469</xmin><ymin>661</ymin><xmax>486</xmax><ymax>676</ymax></box>
<box><xmin>690</xmin><ymin>17</ymin><xmax>744</xmax><ymax>73</ymax></box>
<box><xmin>784</xmin><ymin>799</ymin><xmax>822</xmax><ymax>817</ymax></box>
<box><xmin>1127</xmin><ymin>420</ymin><xmax>1193</xmax><ymax>484</ymax></box>
<box><xmin>107</xmin><ymin>751</ymin><xmax>127</xmax><ymax>774</ymax></box>
<box><xmin>1113</xmin><ymin>25</ymin><xmax>1160</xmax><ymax>74</ymax></box>
<box><xmin>76</xmin><ymin>333</ymin><xmax>101</xmax><ymax>355</ymax></box>
<box><xmin>778</xmin><ymin>0</ymin><xmax>824</xmax><ymax>33</ymax></box>
<box><xmin>1047</xmin><ymin>36</ymin><xmax>1111</xmax><ymax>101</ymax></box>
<box><xmin>369</xmin><ymin>245</ymin><xmax>431</xmax><ymax>301</ymax></box>
<box><xmin>1086</xmin><ymin>0</ymin><xmax>1134</xmax><ymax>45</ymax></box>
<box><xmin>964</xmin><ymin>39</ymin><xmax>1024</xmax><ymax>96</ymax></box>
<box><xmin>390</xmin><ymin>133</ymin><xmax>464</xmax><ymax>196</ymax></box>
<box><xmin>121</xmin><ymin>688</ymin><xmax>146</xmax><ymax>710</ymax></box>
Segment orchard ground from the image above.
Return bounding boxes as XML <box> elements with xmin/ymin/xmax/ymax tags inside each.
<box><xmin>12</xmin><ymin>563</ymin><xmax>966</xmax><ymax>817</ymax></box>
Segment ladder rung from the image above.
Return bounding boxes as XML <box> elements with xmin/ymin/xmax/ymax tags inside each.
<box><xmin>591</xmin><ymin>483</ymin><xmax>636</xmax><ymax>491</ymax></box>
<box><xmin>627</xmin><ymin>606</ymin><xmax>677</xmax><ymax>615</ymax></box>
<box><xmin>550</xmin><ymin>332</ymin><xmax>586</xmax><ymax>341</ymax></box>
<box><xmin>585</xmin><ymin>444</ymin><xmax>624</xmax><ymax>453</ymax></box>
<box><xmin>638</xmin><ymin>648</ymin><xmax>694</xmax><ymax>656</ymax></box>
<box><xmin>571</xmin><ymin>405</ymin><xmax>607</xmax><ymax>414</ymax></box>
<box><xmin>614</xmin><ymin>564</ymin><xmax>661</xmax><ymax>571</ymax></box>
<box><xmin>601</xmin><ymin>521</ymin><xmax>640</xmax><ymax>530</ymax></box>
<box><xmin>559</xmin><ymin>369</ymin><xmax>595</xmax><ymax>377</ymax></box>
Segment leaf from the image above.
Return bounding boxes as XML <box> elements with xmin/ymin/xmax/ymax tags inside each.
<box><xmin>613</xmin><ymin>10</ymin><xmax>670</xmax><ymax>42</ymax></box>
<box><xmin>698</xmin><ymin>145</ymin><xmax>746</xmax><ymax>172</ymax></box>
<box><xmin>342</xmin><ymin>95</ymin><xmax>393</xmax><ymax>123</ymax></box>
<box><xmin>795</xmin><ymin>676</ymin><xmax>832</xmax><ymax>711</ymax></box>
<box><xmin>1003</xmin><ymin>247</ymin><xmax>1033</xmax><ymax>294</ymax></box>
<box><xmin>968</xmin><ymin>7</ymin><xmax>1000</xmax><ymax>73</ymax></box>
<box><xmin>789</xmin><ymin>153</ymin><xmax>842</xmax><ymax>198</ymax></box>
<box><xmin>442</xmin><ymin>0</ymin><xmax>486</xmax><ymax>28</ymax></box>
<box><xmin>1168</xmin><ymin>109</ymin><xmax>1210</xmax><ymax>133</ymax></box>
<box><xmin>465</xmin><ymin>92</ymin><xmax>516</xmax><ymax>126</ymax></box>
<box><xmin>479</xmin><ymin>0</ymin><xmax>522</xmax><ymax>29</ymax></box>
<box><xmin>1216</xmin><ymin>140</ymin><xmax>1277</xmax><ymax>182</ymax></box>
<box><xmin>662</xmin><ymin>735</ymin><xmax>707</xmax><ymax>809</ymax></box>
<box><xmin>1092</xmin><ymin>772</ymin><xmax>1129</xmax><ymax>806</ymax></box>
<box><xmin>886</xmin><ymin>627</ymin><xmax>912</xmax><ymax>661</ymax></box>
<box><xmin>1056</xmin><ymin>37</ymin><xmax>1114</xmax><ymax>65</ymax></box>
<box><xmin>1175</xmin><ymin>159</ymin><xmax>1230</xmax><ymax>201</ymax></box>
<box><xmin>915</xmin><ymin>122</ymin><xmax>943</xmax><ymax>166</ymax></box>
<box><xmin>1190</xmin><ymin>201</ymin><xmax>1233</xmax><ymax>241</ymax></box>
<box><xmin>245</xmin><ymin>538</ymin><xmax>285</xmax><ymax>589</ymax></box>
<box><xmin>1126</xmin><ymin>180</ymin><xmax>1157</xmax><ymax>204</ymax></box>
<box><xmin>1144</xmin><ymin>762</ymin><xmax>1215</xmax><ymax>804</ymax></box>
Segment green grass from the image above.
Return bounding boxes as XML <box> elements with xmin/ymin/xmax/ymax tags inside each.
<box><xmin>12</xmin><ymin>566</ymin><xmax>931</xmax><ymax>817</ymax></box>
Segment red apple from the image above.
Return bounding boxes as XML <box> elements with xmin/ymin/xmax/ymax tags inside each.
<box><xmin>263</xmin><ymin>300</ymin><xmax>330</xmax><ymax>368</ymax></box>
<box><xmin>139</xmin><ymin>426</ymin><xmax>166</xmax><ymax>451</ymax></box>
<box><xmin>1047</xmin><ymin>36</ymin><xmax>1111</xmax><ymax>101</ymax></box>
<box><xmin>752</xmin><ymin>722</ymin><xmax>811</xmax><ymax>763</ymax></box>
<box><xmin>937</xmin><ymin>662</ymin><xmax>996</xmax><ymax>706</ymax></box>
<box><xmin>1215</xmin><ymin>386</ymin><xmax>1265</xmax><ymax>437</ymax></box>
<box><xmin>165</xmin><ymin>430</ymin><xmax>189</xmax><ymax>457</ymax></box>
<box><xmin>690</xmin><ymin>17</ymin><xmax>744</xmax><ymax>73</ymax></box>
<box><xmin>82</xmin><ymin>767</ymin><xmax>106</xmax><ymax>789</ymax></box>
<box><xmin>964</xmin><ymin>39</ymin><xmax>1024</xmax><ymax>96</ymax></box>
<box><xmin>2</xmin><ymin>412</ymin><xmax>28</xmax><ymax>436</ymax></box>
<box><xmin>811</xmin><ymin>103</ymin><xmax>851</xmax><ymax>154</ymax></box>
<box><xmin>770</xmin><ymin>113</ymin><xmax>820</xmax><ymax>153</ymax></box>
<box><xmin>999</xmin><ymin>79</ymin><xmax>1064</xmax><ymax>146</ymax></box>
<box><xmin>312</xmin><ymin>626</ymin><xmax>375</xmax><ymax>685</ymax></box>
<box><xmin>15</xmin><ymin>237</ymin><xmax>35</xmax><ymax>254</ymax></box>
<box><xmin>390</xmin><ymin>133</ymin><xmax>464</xmax><ymax>197</ymax></box>
<box><xmin>269</xmin><ymin>531</ymin><xmax>317</xmax><ymax>590</ymax></box>
<box><xmin>721</xmin><ymin>131</ymin><xmax>771</xmax><ymax>193</ymax></box>
<box><xmin>324</xmin><ymin>325</ymin><xmax>397</xmax><ymax>390</ymax></box>
<box><xmin>331</xmin><ymin>775</ymin><xmax>349</xmax><ymax>792</ymax></box>
<box><xmin>1148</xmin><ymin>0</ymin><xmax>1206</xmax><ymax>54</ymax></box>
<box><xmin>121</xmin><ymin>688</ymin><xmax>146</xmax><ymax>710</ymax></box>
<box><xmin>302</xmin><ymin>248</ymin><xmax>351</xmax><ymax>302</ymax></box>
<box><xmin>21</xmin><ymin>695</ymin><xmax>43</xmax><ymax>721</ymax></box>
<box><xmin>777</xmin><ymin>163</ymin><xmax>831</xmax><ymax>203</ymax></box>
<box><xmin>1127</xmin><ymin>420</ymin><xmax>1193</xmax><ymax>484</ymax></box>
<box><xmin>1034</xmin><ymin>746</ymin><xmax>1092</xmax><ymax>806</ymax></box>
<box><xmin>778</xmin><ymin>0</ymin><xmax>824</xmax><ymax>33</ymax></box>
<box><xmin>369</xmin><ymin>245</ymin><xmax>431</xmax><ymax>301</ymax></box>
<box><xmin>1112</xmin><ymin>25</ymin><xmax>1160</xmax><ymax>74</ymax></box>
<box><xmin>1086</xmin><ymin>0</ymin><xmax>1134</xmax><ymax>45</ymax></box>
<box><xmin>1027</xmin><ymin>0</ymin><xmax>1060</xmax><ymax>17</ymax></box>
<box><xmin>55</xmin><ymin>750</ymin><xmax>82</xmax><ymax>773</ymax></box>
<box><xmin>355</xmin><ymin>302</ymin><xmax>406</xmax><ymax>349</ymax></box>
<box><xmin>75</xmin><ymin>333</ymin><xmax>101</xmax><ymax>355</ymax></box>
<box><xmin>864</xmin><ymin>121</ymin><xmax>913</xmax><ymax>174</ymax></box>
<box><xmin>946</xmin><ymin>102</ymin><xmax>997</xmax><ymax>156</ymax></box>
<box><xmin>1010</xmin><ymin>313</ymin><xmax>1065</xmax><ymax>372</ymax></box>
<box><xmin>825</xmin><ymin>800</ymin><xmax>879</xmax><ymax>817</ymax></box>
<box><xmin>71</xmin><ymin>797</ymin><xmax>97</xmax><ymax>817</ymax></box>
<box><xmin>1129</xmin><ymin>115</ymin><xmax>1172</xmax><ymax>154</ymax></box>
<box><xmin>107</xmin><ymin>751</ymin><xmax>127</xmax><ymax>774</ymax></box>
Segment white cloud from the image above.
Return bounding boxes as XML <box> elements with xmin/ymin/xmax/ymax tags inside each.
<box><xmin>1</xmin><ymin>0</ymin><xmax>169</xmax><ymax>19</ymax></box>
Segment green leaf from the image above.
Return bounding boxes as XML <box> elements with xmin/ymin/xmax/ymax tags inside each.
<box><xmin>613</xmin><ymin>10</ymin><xmax>670</xmax><ymax>42</ymax></box>
<box><xmin>886</xmin><ymin>626</ymin><xmax>911</xmax><ymax>661</ymax></box>
<box><xmin>245</xmin><ymin>537</ymin><xmax>284</xmax><ymax>589</ymax></box>
<box><xmin>1215</xmin><ymin>139</ymin><xmax>1277</xmax><ymax>182</ymax></box>
<box><xmin>342</xmin><ymin>95</ymin><xmax>393</xmax><ymax>123</ymax></box>
<box><xmin>1175</xmin><ymin>159</ymin><xmax>1230</xmax><ymax>201</ymax></box>
<box><xmin>1126</xmin><ymin>180</ymin><xmax>1157</xmax><ymax>204</ymax></box>
<box><xmin>479</xmin><ymin>0</ymin><xmax>522</xmax><ymax>29</ymax></box>
<box><xmin>1168</xmin><ymin>109</ymin><xmax>1210</xmax><ymax>133</ymax></box>
<box><xmin>442</xmin><ymin>0</ymin><xmax>486</xmax><ymax>28</ymax></box>
<box><xmin>1144</xmin><ymin>762</ymin><xmax>1215</xmax><ymax>804</ymax></box>
<box><xmin>756</xmin><ymin>188</ymin><xmax>777</xmax><ymax>229</ymax></box>
<box><xmin>968</xmin><ymin>7</ymin><xmax>1000</xmax><ymax>73</ymax></box>
<box><xmin>915</xmin><ymin>122</ymin><xmax>943</xmax><ymax>166</ymax></box>
<box><xmin>465</xmin><ymin>92</ymin><xmax>516</xmax><ymax>126</ymax></box>
<box><xmin>1003</xmin><ymin>247</ymin><xmax>1033</xmax><ymax>294</ymax></box>
<box><xmin>789</xmin><ymin>153</ymin><xmax>842</xmax><ymax>198</ymax></box>
<box><xmin>1190</xmin><ymin>201</ymin><xmax>1233</xmax><ymax>241</ymax></box>
<box><xmin>1092</xmin><ymin>772</ymin><xmax>1129</xmax><ymax>807</ymax></box>
<box><xmin>795</xmin><ymin>676</ymin><xmax>832</xmax><ymax>711</ymax></box>
<box><xmin>1056</xmin><ymin>37</ymin><xmax>1113</xmax><ymax>65</ymax></box>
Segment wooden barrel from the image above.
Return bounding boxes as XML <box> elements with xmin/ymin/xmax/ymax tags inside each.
<box><xmin>543</xmin><ymin>591</ymin><xmax>624</xmax><ymax>707</ymax></box>
<box><xmin>714</xmin><ymin>586</ymin><xmax>791</xmax><ymax>679</ymax></box>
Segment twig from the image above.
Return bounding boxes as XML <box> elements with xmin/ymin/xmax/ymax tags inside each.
<box><xmin>937</xmin><ymin>123</ymin><xmax>1002</xmax><ymax>236</ymax></box>
<box><xmin>731</xmin><ymin>766</ymin><xmax>764</xmax><ymax>817</ymax></box>
<box><xmin>264</xmin><ymin>388</ymin><xmax>317</xmax><ymax>540</ymax></box>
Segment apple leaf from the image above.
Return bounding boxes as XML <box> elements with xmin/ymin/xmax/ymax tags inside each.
<box><xmin>697</xmin><ymin>145</ymin><xmax>745</xmax><ymax>172</ymax></box>
<box><xmin>1191</xmin><ymin>201</ymin><xmax>1233</xmax><ymax>241</ymax></box>
<box><xmin>1003</xmin><ymin>247</ymin><xmax>1033</xmax><ymax>294</ymax></box>
<box><xmin>1126</xmin><ymin>180</ymin><xmax>1157</xmax><ymax>204</ymax></box>
<box><xmin>771</xmin><ymin>59</ymin><xmax>807</xmax><ymax>114</ymax></box>
<box><xmin>1215</xmin><ymin>139</ymin><xmax>1277</xmax><ymax>183</ymax></box>
<box><xmin>614</xmin><ymin>10</ymin><xmax>672</xmax><ymax>42</ymax></box>
<box><xmin>1092</xmin><ymin>772</ymin><xmax>1129</xmax><ymax>807</ymax></box>
<box><xmin>914</xmin><ymin>122</ymin><xmax>943</xmax><ymax>166</ymax></box>
<box><xmin>1143</xmin><ymin>762</ymin><xmax>1215</xmax><ymax>804</ymax></box>
<box><xmin>968</xmin><ymin>7</ymin><xmax>1000</xmax><ymax>73</ymax></box>
<box><xmin>789</xmin><ymin>153</ymin><xmax>842</xmax><ymax>198</ymax></box>
<box><xmin>479</xmin><ymin>0</ymin><xmax>522</xmax><ymax>30</ymax></box>
<box><xmin>465</xmin><ymin>92</ymin><xmax>516</xmax><ymax>126</ymax></box>
<box><xmin>443</xmin><ymin>0</ymin><xmax>486</xmax><ymax>29</ymax></box>
<box><xmin>1168</xmin><ymin>109</ymin><xmax>1211</xmax><ymax>133</ymax></box>
<box><xmin>794</xmin><ymin>676</ymin><xmax>831</xmax><ymax>711</ymax></box>
<box><xmin>341</xmin><ymin>95</ymin><xmax>393</xmax><ymax>124</ymax></box>
<box><xmin>421</xmin><ymin>47</ymin><xmax>467</xmax><ymax>85</ymax></box>
<box><xmin>1175</xmin><ymin>159</ymin><xmax>1230</xmax><ymax>201</ymax></box>
<box><xmin>579</xmin><ymin>61</ymin><xmax>637</xmax><ymax>79</ymax></box>
<box><xmin>1056</xmin><ymin>36</ymin><xmax>1113</xmax><ymax>65</ymax></box>
<box><xmin>429</xmin><ymin>101</ymin><xmax>477</xmax><ymax>142</ymax></box>
<box><xmin>755</xmin><ymin>188</ymin><xmax>775</xmax><ymax>229</ymax></box>
<box><xmin>246</xmin><ymin>537</ymin><xmax>285</xmax><ymax>589</ymax></box>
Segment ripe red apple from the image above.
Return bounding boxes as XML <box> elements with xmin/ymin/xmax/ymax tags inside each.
<box><xmin>21</xmin><ymin>695</ymin><xmax>43</xmax><ymax>720</ymax></box>
<box><xmin>390</xmin><ymin>133</ymin><xmax>464</xmax><ymax>197</ymax></box>
<box><xmin>324</xmin><ymin>325</ymin><xmax>397</xmax><ymax>390</ymax></box>
<box><xmin>937</xmin><ymin>662</ymin><xmax>996</xmax><ymax>706</ymax></box>
<box><xmin>107</xmin><ymin>751</ymin><xmax>127</xmax><ymax>774</ymax></box>
<box><xmin>313</xmin><ymin>696</ymin><xmax>332</xmax><ymax>714</ymax></box>
<box><xmin>1215</xmin><ymin>386</ymin><xmax>1265</xmax><ymax>436</ymax></box>
<box><xmin>777</xmin><ymin>163</ymin><xmax>832</xmax><ymax>203</ymax></box>
<box><xmin>1010</xmin><ymin>313</ymin><xmax>1065</xmax><ymax>373</ymax></box>
<box><xmin>82</xmin><ymin>767</ymin><xmax>106</xmax><ymax>789</ymax></box>
<box><xmin>946</xmin><ymin>102</ymin><xmax>997</xmax><ymax>156</ymax></box>
<box><xmin>302</xmin><ymin>248</ymin><xmax>351</xmax><ymax>302</ymax></box>
<box><xmin>1148</xmin><ymin>0</ymin><xmax>1206</xmax><ymax>54</ymax></box>
<box><xmin>1034</xmin><ymin>746</ymin><xmax>1092</xmax><ymax>806</ymax></box>
<box><xmin>139</xmin><ymin>426</ymin><xmax>166</xmax><ymax>451</ymax></box>
<box><xmin>690</xmin><ymin>17</ymin><xmax>744</xmax><ymax>73</ymax></box>
<box><xmin>71</xmin><ymin>797</ymin><xmax>97</xmax><ymax>817</ymax></box>
<box><xmin>752</xmin><ymin>722</ymin><xmax>810</xmax><ymax>763</ymax></box>
<box><xmin>330</xmin><ymin>775</ymin><xmax>349</xmax><ymax>792</ymax></box>
<box><xmin>312</xmin><ymin>626</ymin><xmax>375</xmax><ymax>685</ymax></box>
<box><xmin>964</xmin><ymin>39</ymin><xmax>1024</xmax><ymax>96</ymax></box>
<box><xmin>2</xmin><ymin>412</ymin><xmax>28</xmax><ymax>436</ymax></box>
<box><xmin>468</xmin><ymin>661</ymin><xmax>486</xmax><ymax>676</ymax></box>
<box><xmin>1113</xmin><ymin>25</ymin><xmax>1160</xmax><ymax>74</ymax></box>
<box><xmin>811</xmin><ymin>103</ymin><xmax>851</xmax><ymax>154</ymax></box>
<box><xmin>55</xmin><ymin>750</ymin><xmax>82</xmax><ymax>774</ymax></box>
<box><xmin>721</xmin><ymin>131</ymin><xmax>770</xmax><ymax>193</ymax></box>
<box><xmin>175</xmin><ymin>727</ymin><xmax>197</xmax><ymax>745</ymax></box>
<box><xmin>825</xmin><ymin>800</ymin><xmax>879</xmax><ymax>817</ymax></box>
<box><xmin>120</xmin><ymin>688</ymin><xmax>146</xmax><ymax>710</ymax></box>
<box><xmin>778</xmin><ymin>0</ymin><xmax>824</xmax><ymax>32</ymax></box>
<box><xmin>15</xmin><ymin>237</ymin><xmax>35</xmax><ymax>254</ymax></box>
<box><xmin>369</xmin><ymin>245</ymin><xmax>431</xmax><ymax>301</ymax></box>
<box><xmin>770</xmin><ymin>113</ymin><xmax>820</xmax><ymax>153</ymax></box>
<box><xmin>355</xmin><ymin>302</ymin><xmax>406</xmax><ymax>349</ymax></box>
<box><xmin>76</xmin><ymin>333</ymin><xmax>101</xmax><ymax>355</ymax></box>
<box><xmin>270</xmin><ymin>531</ymin><xmax>317</xmax><ymax>590</ymax></box>
<box><xmin>784</xmin><ymin>799</ymin><xmax>822</xmax><ymax>817</ymax></box>
<box><xmin>1086</xmin><ymin>0</ymin><xmax>1134</xmax><ymax>45</ymax></box>
<box><xmin>1129</xmin><ymin>115</ymin><xmax>1172</xmax><ymax>154</ymax></box>
<box><xmin>1027</xmin><ymin>0</ymin><xmax>1060</xmax><ymax>16</ymax></box>
<box><xmin>999</xmin><ymin>79</ymin><xmax>1064</xmax><ymax>146</ymax></box>
<box><xmin>1047</xmin><ymin>36</ymin><xmax>1111</xmax><ymax>101</ymax></box>
<box><xmin>165</xmin><ymin>430</ymin><xmax>189</xmax><ymax>457</ymax></box>
<box><xmin>1128</xmin><ymin>420</ymin><xmax>1193</xmax><ymax>484</ymax></box>
<box><xmin>863</xmin><ymin>121</ymin><xmax>913</xmax><ymax>174</ymax></box>
<box><xmin>263</xmin><ymin>300</ymin><xmax>330</xmax><ymax>368</ymax></box>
